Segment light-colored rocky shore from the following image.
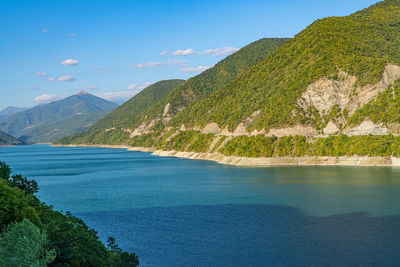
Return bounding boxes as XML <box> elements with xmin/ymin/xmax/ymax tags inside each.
<box><xmin>51</xmin><ymin>144</ymin><xmax>400</xmax><ymax>167</ymax></box>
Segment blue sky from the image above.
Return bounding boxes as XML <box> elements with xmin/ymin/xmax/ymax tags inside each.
<box><xmin>0</xmin><ymin>0</ymin><xmax>380</xmax><ymax>109</ymax></box>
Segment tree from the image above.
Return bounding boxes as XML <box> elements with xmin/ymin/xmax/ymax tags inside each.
<box><xmin>10</xmin><ymin>174</ymin><xmax>39</xmax><ymax>195</ymax></box>
<box><xmin>107</xmin><ymin>236</ymin><xmax>139</xmax><ymax>267</ymax></box>
<box><xmin>0</xmin><ymin>161</ymin><xmax>11</xmax><ymax>180</ymax></box>
<box><xmin>0</xmin><ymin>218</ymin><xmax>56</xmax><ymax>267</ymax></box>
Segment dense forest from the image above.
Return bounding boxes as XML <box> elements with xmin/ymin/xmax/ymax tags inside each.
<box><xmin>55</xmin><ymin>0</ymin><xmax>400</xmax><ymax>160</ymax></box>
<box><xmin>57</xmin><ymin>38</ymin><xmax>289</xmax><ymax>145</ymax></box>
<box><xmin>0</xmin><ymin>130</ymin><xmax>24</xmax><ymax>146</ymax></box>
<box><xmin>0</xmin><ymin>162</ymin><xmax>139</xmax><ymax>266</ymax></box>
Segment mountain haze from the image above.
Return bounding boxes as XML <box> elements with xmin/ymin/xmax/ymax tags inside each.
<box><xmin>0</xmin><ymin>92</ymin><xmax>118</xmax><ymax>142</ymax></box>
<box><xmin>56</xmin><ymin>38</ymin><xmax>289</xmax><ymax>144</ymax></box>
<box><xmin>57</xmin><ymin>0</ymin><xmax>400</xmax><ymax>160</ymax></box>
<box><xmin>0</xmin><ymin>106</ymin><xmax>28</xmax><ymax>121</ymax></box>
<box><xmin>0</xmin><ymin>130</ymin><xmax>24</xmax><ymax>146</ymax></box>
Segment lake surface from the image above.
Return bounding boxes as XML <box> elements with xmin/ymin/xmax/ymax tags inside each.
<box><xmin>1</xmin><ymin>145</ymin><xmax>400</xmax><ymax>266</ymax></box>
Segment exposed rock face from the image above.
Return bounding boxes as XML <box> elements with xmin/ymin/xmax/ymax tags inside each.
<box><xmin>298</xmin><ymin>64</ymin><xmax>400</xmax><ymax>117</ymax></box>
<box><xmin>343</xmin><ymin>120</ymin><xmax>389</xmax><ymax>136</ymax></box>
<box><xmin>201</xmin><ymin>110</ymin><xmax>262</xmax><ymax>136</ymax></box>
<box><xmin>162</xmin><ymin>103</ymin><xmax>185</xmax><ymax>124</ymax></box>
<box><xmin>323</xmin><ymin>121</ymin><xmax>340</xmax><ymax>136</ymax></box>
<box><xmin>201</xmin><ymin>123</ymin><xmax>221</xmax><ymax>134</ymax></box>
<box><xmin>266</xmin><ymin>125</ymin><xmax>318</xmax><ymax>137</ymax></box>
<box><xmin>130</xmin><ymin>119</ymin><xmax>158</xmax><ymax>137</ymax></box>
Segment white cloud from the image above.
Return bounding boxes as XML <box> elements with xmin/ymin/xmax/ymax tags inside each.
<box><xmin>58</xmin><ymin>75</ymin><xmax>76</xmax><ymax>82</ymax></box>
<box><xmin>180</xmin><ymin>65</ymin><xmax>210</xmax><ymax>73</ymax></box>
<box><xmin>127</xmin><ymin>82</ymin><xmax>154</xmax><ymax>90</ymax></box>
<box><xmin>61</xmin><ymin>59</ymin><xmax>78</xmax><ymax>66</ymax></box>
<box><xmin>47</xmin><ymin>77</ymin><xmax>55</xmax><ymax>81</ymax></box>
<box><xmin>26</xmin><ymin>86</ymin><xmax>40</xmax><ymax>90</ymax></box>
<box><xmin>34</xmin><ymin>94</ymin><xmax>58</xmax><ymax>103</ymax></box>
<box><xmin>68</xmin><ymin>33</ymin><xmax>77</xmax><ymax>37</ymax></box>
<box><xmin>200</xmin><ymin>46</ymin><xmax>239</xmax><ymax>56</ymax></box>
<box><xmin>77</xmin><ymin>85</ymin><xmax>98</xmax><ymax>90</ymax></box>
<box><xmin>169</xmin><ymin>46</ymin><xmax>239</xmax><ymax>57</ymax></box>
<box><xmin>134</xmin><ymin>60</ymin><xmax>188</xmax><ymax>69</ymax></box>
<box><xmin>42</xmin><ymin>28</ymin><xmax>48</xmax><ymax>33</ymax></box>
<box><xmin>138</xmin><ymin>82</ymin><xmax>155</xmax><ymax>89</ymax></box>
<box><xmin>135</xmin><ymin>62</ymin><xmax>164</xmax><ymax>68</ymax></box>
<box><xmin>160</xmin><ymin>51</ymin><xmax>168</xmax><ymax>56</ymax></box>
<box><xmin>37</xmin><ymin>72</ymin><xmax>47</xmax><ymax>77</ymax></box>
<box><xmin>172</xmin><ymin>49</ymin><xmax>195</xmax><ymax>56</ymax></box>
<box><xmin>126</xmin><ymin>84</ymin><xmax>138</xmax><ymax>90</ymax></box>
<box><xmin>95</xmin><ymin>91</ymin><xmax>138</xmax><ymax>103</ymax></box>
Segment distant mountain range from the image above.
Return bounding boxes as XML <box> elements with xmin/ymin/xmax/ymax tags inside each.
<box><xmin>0</xmin><ymin>106</ymin><xmax>28</xmax><ymax>121</ymax></box>
<box><xmin>0</xmin><ymin>92</ymin><xmax>118</xmax><ymax>143</ymax></box>
<box><xmin>56</xmin><ymin>0</ymin><xmax>400</xmax><ymax>161</ymax></box>
<box><xmin>0</xmin><ymin>130</ymin><xmax>24</xmax><ymax>146</ymax></box>
<box><xmin>56</xmin><ymin>38</ymin><xmax>288</xmax><ymax>144</ymax></box>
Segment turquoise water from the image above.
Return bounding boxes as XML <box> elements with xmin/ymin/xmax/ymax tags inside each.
<box><xmin>1</xmin><ymin>145</ymin><xmax>400</xmax><ymax>266</ymax></box>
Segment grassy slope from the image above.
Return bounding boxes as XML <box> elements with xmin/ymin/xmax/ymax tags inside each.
<box><xmin>171</xmin><ymin>0</ymin><xmax>400</xmax><ymax>132</ymax></box>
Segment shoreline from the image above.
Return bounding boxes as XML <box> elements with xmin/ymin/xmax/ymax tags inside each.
<box><xmin>51</xmin><ymin>144</ymin><xmax>400</xmax><ymax>167</ymax></box>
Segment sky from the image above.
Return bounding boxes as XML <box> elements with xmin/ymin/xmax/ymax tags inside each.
<box><xmin>0</xmin><ymin>0</ymin><xmax>380</xmax><ymax>110</ymax></box>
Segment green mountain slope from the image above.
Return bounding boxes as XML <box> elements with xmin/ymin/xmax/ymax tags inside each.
<box><xmin>0</xmin><ymin>130</ymin><xmax>24</xmax><ymax>146</ymax></box>
<box><xmin>56</xmin><ymin>38</ymin><xmax>289</xmax><ymax>145</ymax></box>
<box><xmin>57</xmin><ymin>1</ymin><xmax>400</xmax><ymax>160</ymax></box>
<box><xmin>0</xmin><ymin>106</ymin><xmax>28</xmax><ymax>121</ymax></box>
<box><xmin>141</xmin><ymin>38</ymin><xmax>290</xmax><ymax>127</ymax></box>
<box><xmin>56</xmin><ymin>79</ymin><xmax>185</xmax><ymax>144</ymax></box>
<box><xmin>0</xmin><ymin>92</ymin><xmax>118</xmax><ymax>138</ymax></box>
<box><xmin>19</xmin><ymin>109</ymin><xmax>114</xmax><ymax>144</ymax></box>
<box><xmin>171</xmin><ymin>0</ymin><xmax>400</xmax><ymax>132</ymax></box>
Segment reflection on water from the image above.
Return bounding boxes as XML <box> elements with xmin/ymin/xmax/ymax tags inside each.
<box><xmin>2</xmin><ymin>145</ymin><xmax>400</xmax><ymax>265</ymax></box>
<box><xmin>78</xmin><ymin>204</ymin><xmax>400</xmax><ymax>267</ymax></box>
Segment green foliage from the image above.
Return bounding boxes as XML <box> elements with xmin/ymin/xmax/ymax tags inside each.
<box><xmin>220</xmin><ymin>134</ymin><xmax>400</xmax><ymax>158</ymax></box>
<box><xmin>56</xmin><ymin>39</ymin><xmax>288</xmax><ymax>146</ymax></box>
<box><xmin>107</xmin><ymin>237</ymin><xmax>139</xmax><ymax>267</ymax></box>
<box><xmin>0</xmin><ymin>130</ymin><xmax>24</xmax><ymax>146</ymax></box>
<box><xmin>0</xmin><ymin>218</ymin><xmax>56</xmax><ymax>267</ymax></box>
<box><xmin>56</xmin><ymin>80</ymin><xmax>184</xmax><ymax>145</ymax></box>
<box><xmin>19</xmin><ymin>109</ymin><xmax>114</xmax><ymax>144</ymax></box>
<box><xmin>0</xmin><ymin>92</ymin><xmax>117</xmax><ymax>138</ymax></box>
<box><xmin>0</xmin><ymin>163</ymin><xmax>139</xmax><ymax>266</ymax></box>
<box><xmin>348</xmin><ymin>79</ymin><xmax>400</xmax><ymax>126</ymax></box>
<box><xmin>153</xmin><ymin>38</ymin><xmax>290</xmax><ymax>128</ymax></box>
<box><xmin>0</xmin><ymin>161</ymin><xmax>11</xmax><ymax>179</ymax></box>
<box><xmin>10</xmin><ymin>174</ymin><xmax>39</xmax><ymax>195</ymax></box>
<box><xmin>169</xmin><ymin>0</ymin><xmax>400</xmax><ymax>132</ymax></box>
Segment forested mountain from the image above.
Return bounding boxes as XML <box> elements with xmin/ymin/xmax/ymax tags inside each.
<box><xmin>19</xmin><ymin>110</ymin><xmax>114</xmax><ymax>144</ymax></box>
<box><xmin>56</xmin><ymin>38</ymin><xmax>289</xmax><ymax>144</ymax></box>
<box><xmin>0</xmin><ymin>162</ymin><xmax>139</xmax><ymax>266</ymax></box>
<box><xmin>57</xmin><ymin>0</ymin><xmax>400</xmax><ymax>159</ymax></box>
<box><xmin>0</xmin><ymin>92</ymin><xmax>118</xmax><ymax>142</ymax></box>
<box><xmin>0</xmin><ymin>106</ymin><xmax>28</xmax><ymax>121</ymax></box>
<box><xmin>0</xmin><ymin>130</ymin><xmax>24</xmax><ymax>146</ymax></box>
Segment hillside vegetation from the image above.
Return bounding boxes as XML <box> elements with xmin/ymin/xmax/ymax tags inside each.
<box><xmin>56</xmin><ymin>1</ymin><xmax>400</xmax><ymax>160</ymax></box>
<box><xmin>19</xmin><ymin>110</ymin><xmax>114</xmax><ymax>144</ymax></box>
<box><xmin>0</xmin><ymin>92</ymin><xmax>118</xmax><ymax>138</ymax></box>
<box><xmin>56</xmin><ymin>38</ymin><xmax>289</xmax><ymax>145</ymax></box>
<box><xmin>0</xmin><ymin>130</ymin><xmax>24</xmax><ymax>146</ymax></box>
<box><xmin>170</xmin><ymin>0</ymin><xmax>400</xmax><ymax>132</ymax></box>
<box><xmin>0</xmin><ymin>162</ymin><xmax>139</xmax><ymax>266</ymax></box>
